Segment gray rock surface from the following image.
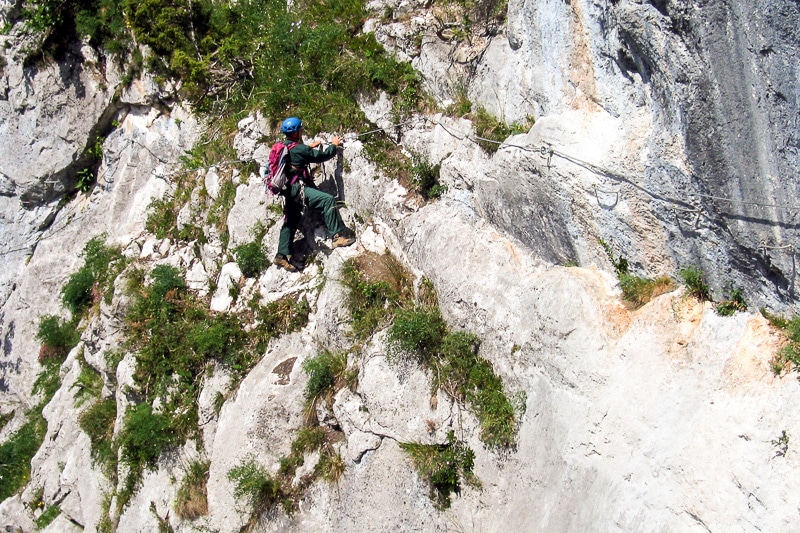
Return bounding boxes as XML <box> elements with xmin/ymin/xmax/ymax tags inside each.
<box><xmin>1</xmin><ymin>0</ymin><xmax>800</xmax><ymax>532</ymax></box>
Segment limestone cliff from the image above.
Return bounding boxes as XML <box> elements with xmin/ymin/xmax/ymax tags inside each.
<box><xmin>1</xmin><ymin>0</ymin><xmax>799</xmax><ymax>532</ymax></box>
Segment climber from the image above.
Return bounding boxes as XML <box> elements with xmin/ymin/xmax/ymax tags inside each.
<box><xmin>273</xmin><ymin>116</ymin><xmax>356</xmax><ymax>272</ymax></box>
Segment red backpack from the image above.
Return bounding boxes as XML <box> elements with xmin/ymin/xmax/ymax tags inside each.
<box><xmin>263</xmin><ymin>141</ymin><xmax>299</xmax><ymax>194</ymax></box>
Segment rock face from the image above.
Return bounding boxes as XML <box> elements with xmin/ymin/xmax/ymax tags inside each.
<box><xmin>393</xmin><ymin>0</ymin><xmax>800</xmax><ymax>307</ymax></box>
<box><xmin>1</xmin><ymin>0</ymin><xmax>800</xmax><ymax>532</ymax></box>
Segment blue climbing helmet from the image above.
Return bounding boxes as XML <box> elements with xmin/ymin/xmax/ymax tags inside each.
<box><xmin>281</xmin><ymin>117</ymin><xmax>302</xmax><ymax>134</ymax></box>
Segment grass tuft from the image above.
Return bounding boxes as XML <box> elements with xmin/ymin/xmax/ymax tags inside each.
<box><xmin>400</xmin><ymin>430</ymin><xmax>479</xmax><ymax>509</ymax></box>
<box><xmin>387</xmin><ymin>306</ymin><xmax>518</xmax><ymax>450</ymax></box>
<box><xmin>679</xmin><ymin>265</ymin><xmax>712</xmax><ymax>302</ymax></box>
<box><xmin>599</xmin><ymin>239</ymin><xmax>675</xmax><ymax>308</ymax></box>
<box><xmin>78</xmin><ymin>396</ymin><xmax>118</xmax><ymax>476</ymax></box>
<box><xmin>715</xmin><ymin>287</ymin><xmax>747</xmax><ymax>316</ymax></box>
<box><xmin>763</xmin><ymin>310</ymin><xmax>800</xmax><ymax>376</ymax></box>
<box><xmin>175</xmin><ymin>459</ymin><xmax>210</xmax><ymax>519</ymax></box>
<box><xmin>340</xmin><ymin>252</ymin><xmax>414</xmax><ymax>340</ymax></box>
<box><xmin>228</xmin><ymin>456</ymin><xmax>293</xmax><ymax>527</ymax></box>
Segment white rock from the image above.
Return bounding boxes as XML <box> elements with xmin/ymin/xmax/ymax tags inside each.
<box><xmin>210</xmin><ymin>262</ymin><xmax>242</xmax><ymax>312</ymax></box>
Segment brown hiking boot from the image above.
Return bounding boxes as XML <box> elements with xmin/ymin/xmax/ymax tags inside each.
<box><xmin>331</xmin><ymin>232</ymin><xmax>355</xmax><ymax>249</ymax></box>
<box><xmin>273</xmin><ymin>254</ymin><xmax>297</xmax><ymax>272</ymax></box>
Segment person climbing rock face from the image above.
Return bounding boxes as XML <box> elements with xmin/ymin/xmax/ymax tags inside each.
<box><xmin>273</xmin><ymin>116</ymin><xmax>356</xmax><ymax>272</ymax></box>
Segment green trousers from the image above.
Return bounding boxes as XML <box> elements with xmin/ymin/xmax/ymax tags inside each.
<box><xmin>277</xmin><ymin>183</ymin><xmax>347</xmax><ymax>257</ymax></box>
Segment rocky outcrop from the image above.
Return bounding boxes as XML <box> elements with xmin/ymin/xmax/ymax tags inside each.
<box><xmin>379</xmin><ymin>0</ymin><xmax>800</xmax><ymax>308</ymax></box>
<box><xmin>1</xmin><ymin>0</ymin><xmax>800</xmax><ymax>531</ymax></box>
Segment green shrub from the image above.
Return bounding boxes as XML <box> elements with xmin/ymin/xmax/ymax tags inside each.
<box><xmin>149</xmin><ymin>264</ymin><xmax>187</xmax><ymax>299</ymax></box>
<box><xmin>302</xmin><ymin>351</ymin><xmax>353</xmax><ymax>407</ymax></box>
<box><xmin>72</xmin><ymin>357</ymin><xmax>104</xmax><ymax>407</ymax></box>
<box><xmin>248</xmin><ymin>294</ymin><xmax>311</xmax><ymax>356</ymax></box>
<box><xmin>207</xmin><ymin>180</ymin><xmax>238</xmax><ymax>241</ymax></box>
<box><xmin>61</xmin><ymin>267</ymin><xmax>96</xmax><ymax>316</ymax></box>
<box><xmin>125</xmin><ymin>266</ymin><xmax>213</xmax><ymax>438</ymax></box>
<box><xmin>598</xmin><ymin>238</ymin><xmax>629</xmax><ymax>278</ymax></box>
<box><xmin>386</xmin><ymin>306</ymin><xmax>448</xmax><ymax>365</ymax></box>
<box><xmin>61</xmin><ymin>236</ymin><xmax>127</xmax><ymax>316</ymax></box>
<box><xmin>175</xmin><ymin>459</ymin><xmax>210</xmax><ymax>519</ymax></box>
<box><xmin>32</xmin><ymin>359</ymin><xmax>63</xmax><ymax>406</ymax></box>
<box><xmin>410</xmin><ymin>153</ymin><xmax>446</xmax><ymax>200</ymax></box>
<box><xmin>763</xmin><ymin>310</ymin><xmax>800</xmax><ymax>376</ymax></box>
<box><xmin>340</xmin><ymin>253</ymin><xmax>414</xmax><ymax>340</ymax></box>
<box><xmin>0</xmin><ymin>414</ymin><xmax>47</xmax><ymax>501</ymax></box>
<box><xmin>228</xmin><ymin>456</ymin><xmax>291</xmax><ymax>520</ymax></box>
<box><xmin>314</xmin><ymin>449</ymin><xmax>345</xmax><ymax>483</ymax></box>
<box><xmin>35</xmin><ymin>505</ymin><xmax>61</xmax><ymax>529</ymax></box>
<box><xmin>145</xmin><ymin>198</ymin><xmax>178</xmax><ymax>240</ymax></box>
<box><xmin>618</xmin><ymin>274</ymin><xmax>675</xmax><ymax>308</ymax></box>
<box><xmin>25</xmin><ymin>0</ymin><xmax>423</xmax><ymax>134</ymax></box>
<box><xmin>471</xmin><ymin>108</ymin><xmax>527</xmax><ymax>154</ymax></box>
<box><xmin>438</xmin><ymin>332</ymin><xmax>516</xmax><ymax>448</ymax></box>
<box><xmin>78</xmin><ymin>397</ymin><xmax>117</xmax><ymax>474</ymax></box>
<box><xmin>279</xmin><ymin>426</ymin><xmax>326</xmax><ymax>478</ymax></box>
<box><xmin>22</xmin><ymin>0</ymin><xmax>129</xmax><ymax>59</ymax></box>
<box><xmin>599</xmin><ymin>239</ymin><xmax>673</xmax><ymax>308</ymax></box>
<box><xmin>293</xmin><ymin>427</ymin><xmax>327</xmax><ymax>455</ymax></box>
<box><xmin>234</xmin><ymin>241</ymin><xmax>269</xmax><ymax>278</ymax></box>
<box><xmin>442</xmin><ymin>0</ymin><xmax>509</xmax><ymax>31</ymax></box>
<box><xmin>679</xmin><ymin>266</ymin><xmax>711</xmax><ymax>301</ymax></box>
<box><xmin>387</xmin><ymin>309</ymin><xmax>517</xmax><ymax>449</ymax></box>
<box><xmin>715</xmin><ymin>287</ymin><xmax>747</xmax><ymax>316</ymax></box>
<box><xmin>280</xmin><ymin>424</ymin><xmax>345</xmax><ymax>485</ymax></box>
<box><xmin>119</xmin><ymin>403</ymin><xmax>178</xmax><ymax>473</ymax></box>
<box><xmin>36</xmin><ymin>315</ymin><xmax>79</xmax><ymax>361</ymax></box>
<box><xmin>400</xmin><ymin>431</ymin><xmax>479</xmax><ymax>510</ymax></box>
<box><xmin>445</xmin><ymin>84</ymin><xmax>472</xmax><ymax>117</ymax></box>
<box><xmin>0</xmin><ymin>411</ymin><xmax>13</xmax><ymax>433</ymax></box>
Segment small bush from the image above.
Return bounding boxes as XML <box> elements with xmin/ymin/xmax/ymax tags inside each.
<box><xmin>410</xmin><ymin>153</ymin><xmax>446</xmax><ymax>200</ymax></box>
<box><xmin>0</xmin><ymin>414</ymin><xmax>47</xmax><ymax>501</ymax></box>
<box><xmin>249</xmin><ymin>295</ymin><xmax>311</xmax><ymax>356</ymax></box>
<box><xmin>228</xmin><ymin>457</ymin><xmax>289</xmax><ymax>520</ymax></box>
<box><xmin>175</xmin><ymin>460</ymin><xmax>210</xmax><ymax>519</ymax></box>
<box><xmin>445</xmin><ymin>84</ymin><xmax>472</xmax><ymax>117</ymax></box>
<box><xmin>61</xmin><ymin>267</ymin><xmax>96</xmax><ymax>315</ymax></box>
<box><xmin>146</xmin><ymin>198</ymin><xmax>178</xmax><ymax>240</ymax></box>
<box><xmin>149</xmin><ymin>264</ymin><xmax>187</xmax><ymax>299</ymax></box>
<box><xmin>314</xmin><ymin>449</ymin><xmax>345</xmax><ymax>483</ymax></box>
<box><xmin>763</xmin><ymin>310</ymin><xmax>800</xmax><ymax>376</ymax></box>
<box><xmin>438</xmin><ymin>332</ymin><xmax>516</xmax><ymax>448</ymax></box>
<box><xmin>35</xmin><ymin>505</ymin><xmax>60</xmax><ymax>529</ymax></box>
<box><xmin>36</xmin><ymin>315</ymin><xmax>79</xmax><ymax>361</ymax></box>
<box><xmin>280</xmin><ymin>425</ymin><xmax>346</xmax><ymax>485</ymax></box>
<box><xmin>119</xmin><ymin>403</ymin><xmax>179</xmax><ymax>474</ymax></box>
<box><xmin>715</xmin><ymin>287</ymin><xmax>747</xmax><ymax>316</ymax></box>
<box><xmin>61</xmin><ymin>236</ymin><xmax>127</xmax><ymax>316</ymax></box>
<box><xmin>72</xmin><ymin>357</ymin><xmax>103</xmax><ymax>407</ymax></box>
<box><xmin>32</xmin><ymin>359</ymin><xmax>63</xmax><ymax>406</ymax></box>
<box><xmin>207</xmin><ymin>180</ymin><xmax>238</xmax><ymax>244</ymax></box>
<box><xmin>302</xmin><ymin>351</ymin><xmax>354</xmax><ymax>409</ymax></box>
<box><xmin>340</xmin><ymin>254</ymin><xmax>411</xmax><ymax>340</ymax></box>
<box><xmin>471</xmin><ymin>108</ymin><xmax>528</xmax><ymax>154</ymax></box>
<box><xmin>292</xmin><ymin>427</ymin><xmax>327</xmax><ymax>456</ymax></box>
<box><xmin>386</xmin><ymin>306</ymin><xmax>448</xmax><ymax>365</ymax></box>
<box><xmin>234</xmin><ymin>241</ymin><xmax>269</xmax><ymax>278</ymax></box>
<box><xmin>599</xmin><ymin>239</ymin><xmax>674</xmax><ymax>308</ymax></box>
<box><xmin>679</xmin><ymin>266</ymin><xmax>711</xmax><ymax>302</ymax></box>
<box><xmin>400</xmin><ymin>431</ymin><xmax>479</xmax><ymax>509</ymax></box>
<box><xmin>0</xmin><ymin>411</ymin><xmax>13</xmax><ymax>433</ymax></box>
<box><xmin>387</xmin><ymin>309</ymin><xmax>518</xmax><ymax>449</ymax></box>
<box><xmin>78</xmin><ymin>397</ymin><xmax>117</xmax><ymax>475</ymax></box>
<box><xmin>619</xmin><ymin>274</ymin><xmax>675</xmax><ymax>308</ymax></box>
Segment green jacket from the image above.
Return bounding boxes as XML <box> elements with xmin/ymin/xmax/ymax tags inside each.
<box><xmin>286</xmin><ymin>141</ymin><xmax>338</xmax><ymax>185</ymax></box>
